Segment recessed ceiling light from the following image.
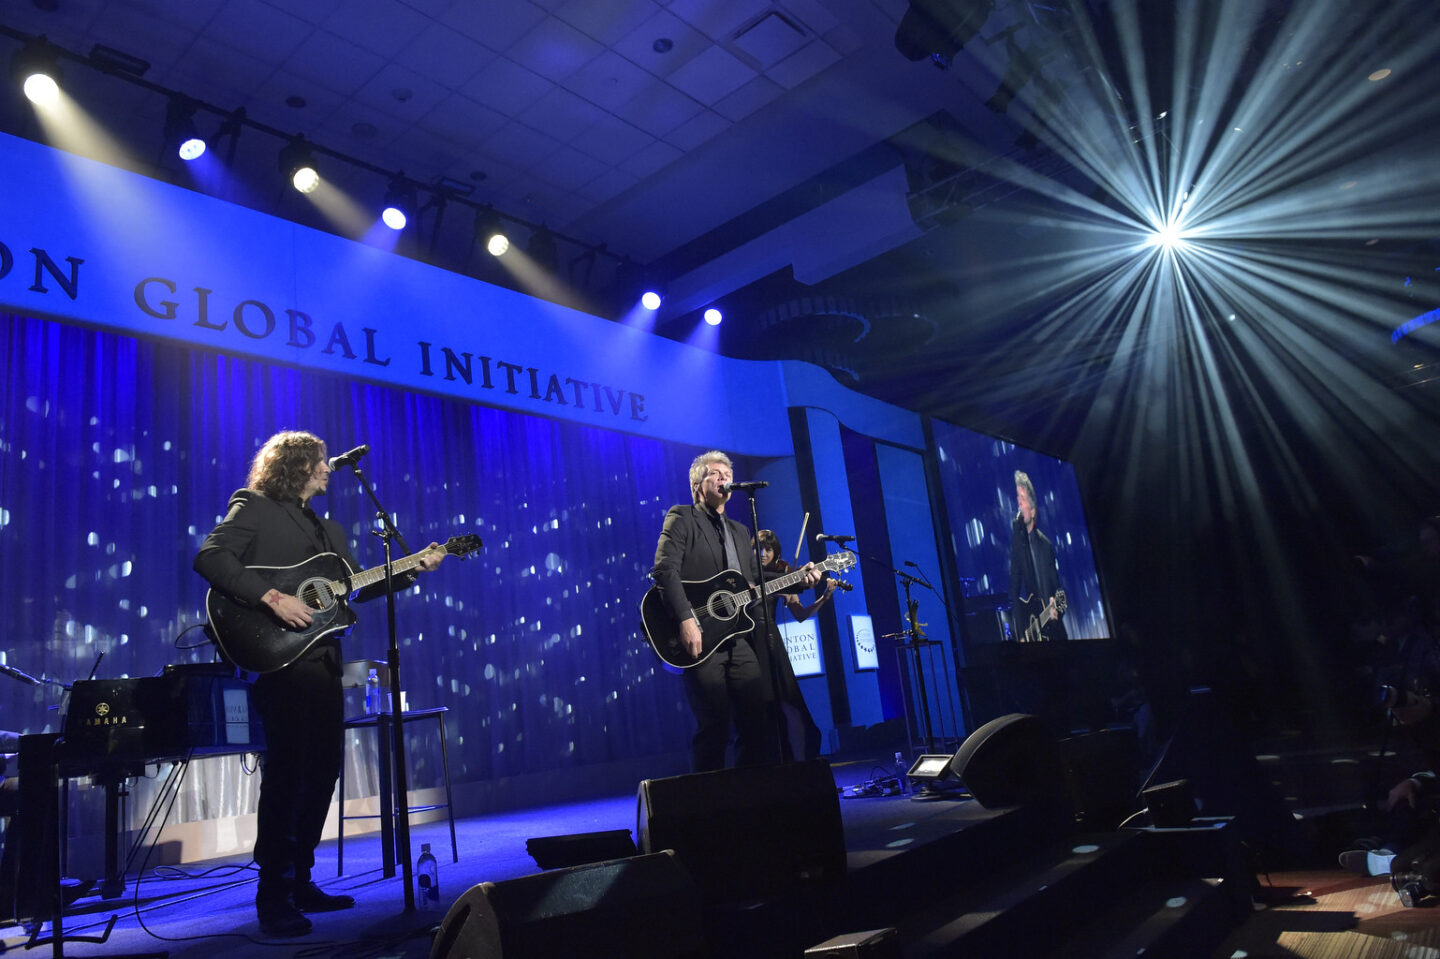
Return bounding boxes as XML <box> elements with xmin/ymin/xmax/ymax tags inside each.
<box><xmin>653</xmin><ymin>37</ymin><xmax>674</xmax><ymax>53</ymax></box>
<box><xmin>1368</xmin><ymin>68</ymin><xmax>1392</xmax><ymax>81</ymax></box>
<box><xmin>285</xmin><ymin>94</ymin><xmax>307</xmax><ymax>109</ymax></box>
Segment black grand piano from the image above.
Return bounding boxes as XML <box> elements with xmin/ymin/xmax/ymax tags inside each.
<box><xmin>13</xmin><ymin>664</ymin><xmax>264</xmax><ymax>923</ymax></box>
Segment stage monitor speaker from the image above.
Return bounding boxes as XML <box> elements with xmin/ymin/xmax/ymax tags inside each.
<box><xmin>525</xmin><ymin>829</ymin><xmax>637</xmax><ymax>869</ymax></box>
<box><xmin>429</xmin><ymin>850</ymin><xmax>701</xmax><ymax>959</ymax></box>
<box><xmin>637</xmin><ymin>758</ymin><xmax>846</xmax><ymax>903</ymax></box>
<box><xmin>950</xmin><ymin>713</ymin><xmax>1067</xmax><ymax>811</ymax></box>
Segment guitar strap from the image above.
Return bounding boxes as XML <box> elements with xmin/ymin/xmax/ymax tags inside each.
<box><xmin>299</xmin><ymin>503</ymin><xmax>354</xmax><ymax>593</ymax></box>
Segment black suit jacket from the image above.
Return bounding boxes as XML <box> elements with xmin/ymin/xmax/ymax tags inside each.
<box><xmin>1009</xmin><ymin>517</ymin><xmax>1066</xmax><ymax>640</ymax></box>
<box><xmin>651</xmin><ymin>503</ymin><xmax>759</xmax><ymax>626</ymax></box>
<box><xmin>194</xmin><ymin>489</ymin><xmax>376</xmax><ymax>606</ymax></box>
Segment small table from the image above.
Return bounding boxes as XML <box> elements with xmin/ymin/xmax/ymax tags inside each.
<box><xmin>337</xmin><ymin>706</ymin><xmax>457</xmax><ymax>876</ymax></box>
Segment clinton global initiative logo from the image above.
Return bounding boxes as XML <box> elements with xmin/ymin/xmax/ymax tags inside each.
<box><xmin>854</xmin><ymin>622</ymin><xmax>875</xmax><ymax>656</ymax></box>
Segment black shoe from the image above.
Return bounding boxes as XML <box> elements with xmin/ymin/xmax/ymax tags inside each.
<box><xmin>256</xmin><ymin>894</ymin><xmax>312</xmax><ymax>937</ymax></box>
<box><xmin>293</xmin><ymin>881</ymin><xmax>356</xmax><ymax>912</ymax></box>
<box><xmin>1338</xmin><ymin>848</ymin><xmax>1371</xmax><ymax>874</ymax></box>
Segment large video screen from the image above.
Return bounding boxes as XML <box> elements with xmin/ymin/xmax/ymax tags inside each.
<box><xmin>933</xmin><ymin>421</ymin><xmax>1110</xmax><ymax>641</ymax></box>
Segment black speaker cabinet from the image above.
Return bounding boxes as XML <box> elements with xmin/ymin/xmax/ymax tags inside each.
<box><xmin>637</xmin><ymin>758</ymin><xmax>846</xmax><ymax>903</ymax></box>
<box><xmin>429</xmin><ymin>850</ymin><xmax>701</xmax><ymax>959</ymax></box>
<box><xmin>950</xmin><ymin>713</ymin><xmax>1066</xmax><ymax>811</ymax></box>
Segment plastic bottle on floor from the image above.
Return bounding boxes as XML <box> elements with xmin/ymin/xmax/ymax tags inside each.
<box><xmin>416</xmin><ymin>842</ymin><xmax>440</xmax><ymax>908</ymax></box>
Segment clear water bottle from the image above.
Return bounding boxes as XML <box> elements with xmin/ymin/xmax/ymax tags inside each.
<box><xmin>894</xmin><ymin>751</ymin><xmax>909</xmax><ymax>795</ymax></box>
<box><xmin>416</xmin><ymin>842</ymin><xmax>439</xmax><ymax>908</ymax></box>
<box><xmin>364</xmin><ymin>668</ymin><xmax>380</xmax><ymax>715</ymax></box>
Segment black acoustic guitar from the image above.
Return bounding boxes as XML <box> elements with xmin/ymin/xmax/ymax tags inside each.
<box><xmin>1020</xmin><ymin>589</ymin><xmax>1067</xmax><ymax>643</ymax></box>
<box><xmin>640</xmin><ymin>551</ymin><xmax>857</xmax><ymax>670</ymax></box>
<box><xmin>206</xmin><ymin>533</ymin><xmax>481</xmax><ymax>674</ymax></box>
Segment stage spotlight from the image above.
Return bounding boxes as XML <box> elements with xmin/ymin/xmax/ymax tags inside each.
<box><xmin>13</xmin><ymin>36</ymin><xmax>63</xmax><ymax>106</ymax></box>
<box><xmin>278</xmin><ymin>136</ymin><xmax>320</xmax><ymax>194</ymax></box>
<box><xmin>1147</xmin><ymin>221</ymin><xmax>1189</xmax><ymax>251</ymax></box>
<box><xmin>703</xmin><ymin>307</ymin><xmax>723</xmax><ymax>326</ymax></box>
<box><xmin>528</xmin><ymin>225</ymin><xmax>559</xmax><ymax>270</ymax></box>
<box><xmin>381</xmin><ymin>177</ymin><xmax>417</xmax><ymax>230</ymax></box>
<box><xmin>474</xmin><ymin>206</ymin><xmax>509</xmax><ymax>256</ymax></box>
<box><xmin>165</xmin><ymin>97</ymin><xmax>207</xmax><ymax>161</ymax></box>
<box><xmin>894</xmin><ymin>0</ymin><xmax>993</xmax><ymax>68</ymax></box>
<box><xmin>641</xmin><ymin>290</ymin><xmax>662</xmax><ymax>310</ymax></box>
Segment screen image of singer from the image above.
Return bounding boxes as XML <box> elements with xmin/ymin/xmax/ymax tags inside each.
<box><xmin>932</xmin><ymin>419</ymin><xmax>1111</xmax><ymax>641</ymax></box>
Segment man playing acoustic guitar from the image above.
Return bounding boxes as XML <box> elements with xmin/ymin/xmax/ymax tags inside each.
<box><xmin>650</xmin><ymin>451</ymin><xmax>821</xmax><ymax>772</ymax></box>
<box><xmin>1009</xmin><ymin>469</ymin><xmax>1067</xmax><ymax>643</ymax></box>
<box><xmin>194</xmin><ymin>430</ymin><xmax>444</xmax><ymax>936</ymax></box>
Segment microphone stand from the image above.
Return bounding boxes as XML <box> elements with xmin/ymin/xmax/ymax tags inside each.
<box><xmin>344</xmin><ymin>462</ymin><xmax>417</xmax><ymax>910</ymax></box>
<box><xmin>884</xmin><ymin>570</ymin><xmax>940</xmax><ymax>760</ymax></box>
<box><xmin>738</xmin><ymin>491</ymin><xmax>788</xmax><ymax>764</ymax></box>
<box><xmin>903</xmin><ymin>563</ymin><xmax>963</xmax><ymax>750</ymax></box>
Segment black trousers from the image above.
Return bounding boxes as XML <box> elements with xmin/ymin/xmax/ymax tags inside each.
<box><xmin>683</xmin><ymin>634</ymin><xmax>777</xmax><ymax>771</ymax></box>
<box><xmin>252</xmin><ymin>641</ymin><xmax>343</xmax><ymax>884</ymax></box>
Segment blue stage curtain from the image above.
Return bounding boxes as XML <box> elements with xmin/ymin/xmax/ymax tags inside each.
<box><xmin>0</xmin><ymin>312</ymin><xmax>701</xmax><ymax>783</ymax></box>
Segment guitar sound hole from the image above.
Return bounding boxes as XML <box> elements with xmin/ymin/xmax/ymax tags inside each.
<box><xmin>299</xmin><ymin>580</ymin><xmax>330</xmax><ymax>611</ymax></box>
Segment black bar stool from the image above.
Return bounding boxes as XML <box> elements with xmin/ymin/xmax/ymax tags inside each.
<box><xmin>336</xmin><ymin>705</ymin><xmax>457</xmax><ymax>876</ymax></box>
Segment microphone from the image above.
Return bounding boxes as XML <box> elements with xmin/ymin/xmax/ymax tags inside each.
<box><xmin>722</xmin><ymin>481</ymin><xmax>769</xmax><ymax>492</ymax></box>
<box><xmin>816</xmin><ymin>533</ymin><xmax>856</xmax><ymax>545</ymax></box>
<box><xmin>327</xmin><ymin>444</ymin><xmax>370</xmax><ymax>470</ymax></box>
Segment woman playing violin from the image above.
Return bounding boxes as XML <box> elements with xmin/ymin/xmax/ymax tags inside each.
<box><xmin>755</xmin><ymin>529</ymin><xmax>841</xmax><ymax>761</ymax></box>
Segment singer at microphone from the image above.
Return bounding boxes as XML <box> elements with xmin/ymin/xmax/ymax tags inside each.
<box><xmin>327</xmin><ymin>444</ymin><xmax>370</xmax><ymax>470</ymax></box>
<box><xmin>815</xmin><ymin>532</ymin><xmax>855</xmax><ymax>545</ymax></box>
<box><xmin>649</xmin><ymin>450</ymin><xmax>824</xmax><ymax>772</ymax></box>
<box><xmin>194</xmin><ymin>429</ymin><xmax>447</xmax><ymax>934</ymax></box>
<box><xmin>722</xmin><ymin>480</ymin><xmax>769</xmax><ymax>493</ymax></box>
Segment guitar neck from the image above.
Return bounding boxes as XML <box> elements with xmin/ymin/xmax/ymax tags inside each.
<box><xmin>753</xmin><ymin>560</ymin><xmax>835</xmax><ymax>601</ymax></box>
<box><xmin>328</xmin><ymin>549</ymin><xmax>433</xmax><ymax>595</ymax></box>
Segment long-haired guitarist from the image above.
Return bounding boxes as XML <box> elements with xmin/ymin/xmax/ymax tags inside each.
<box><xmin>650</xmin><ymin>451</ymin><xmax>821</xmax><ymax>772</ymax></box>
<box><xmin>1010</xmin><ymin>469</ymin><xmax>1067</xmax><ymax>643</ymax></box>
<box><xmin>193</xmin><ymin>430</ymin><xmax>444</xmax><ymax>937</ymax></box>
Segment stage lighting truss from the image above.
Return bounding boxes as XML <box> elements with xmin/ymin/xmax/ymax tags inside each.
<box><xmin>5</xmin><ymin>32</ymin><xmax>631</xmax><ymax>287</ymax></box>
<box><xmin>278</xmin><ymin>136</ymin><xmax>320</xmax><ymax>194</ymax></box>
<box><xmin>12</xmin><ymin>35</ymin><xmax>64</xmax><ymax>106</ymax></box>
